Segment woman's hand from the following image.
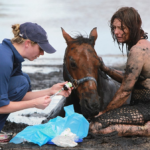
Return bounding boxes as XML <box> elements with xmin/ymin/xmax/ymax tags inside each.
<box><xmin>34</xmin><ymin>95</ymin><xmax>51</xmax><ymax>110</ymax></box>
<box><xmin>50</xmin><ymin>81</ymin><xmax>73</xmax><ymax>97</ymax></box>
<box><xmin>95</xmin><ymin>110</ymin><xmax>105</xmax><ymax>118</ymax></box>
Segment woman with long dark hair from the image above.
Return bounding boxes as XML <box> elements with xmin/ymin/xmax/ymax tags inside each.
<box><xmin>90</xmin><ymin>7</ymin><xmax>150</xmax><ymax>136</ymax></box>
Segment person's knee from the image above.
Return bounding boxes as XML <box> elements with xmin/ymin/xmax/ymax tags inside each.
<box><xmin>20</xmin><ymin>75</ymin><xmax>30</xmax><ymax>90</ymax></box>
<box><xmin>8</xmin><ymin>75</ymin><xmax>30</xmax><ymax>101</ymax></box>
<box><xmin>22</xmin><ymin>73</ymin><xmax>30</xmax><ymax>82</ymax></box>
<box><xmin>15</xmin><ymin>75</ymin><xmax>30</xmax><ymax>90</ymax></box>
<box><xmin>22</xmin><ymin>73</ymin><xmax>32</xmax><ymax>91</ymax></box>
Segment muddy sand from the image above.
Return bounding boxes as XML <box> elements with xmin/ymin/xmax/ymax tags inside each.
<box><xmin>1</xmin><ymin>64</ymin><xmax>150</xmax><ymax>150</ymax></box>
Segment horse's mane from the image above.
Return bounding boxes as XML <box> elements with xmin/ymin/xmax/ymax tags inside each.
<box><xmin>71</xmin><ymin>35</ymin><xmax>95</xmax><ymax>46</ymax></box>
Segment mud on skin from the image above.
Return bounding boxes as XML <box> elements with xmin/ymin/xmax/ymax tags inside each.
<box><xmin>2</xmin><ymin>64</ymin><xmax>150</xmax><ymax>149</ymax></box>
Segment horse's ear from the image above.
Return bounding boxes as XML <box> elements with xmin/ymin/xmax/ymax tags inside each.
<box><xmin>89</xmin><ymin>27</ymin><xmax>98</xmax><ymax>46</ymax></box>
<box><xmin>61</xmin><ymin>27</ymin><xmax>73</xmax><ymax>43</ymax></box>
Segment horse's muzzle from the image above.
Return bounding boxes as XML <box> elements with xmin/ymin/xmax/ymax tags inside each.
<box><xmin>79</xmin><ymin>91</ymin><xmax>100</xmax><ymax>118</ymax></box>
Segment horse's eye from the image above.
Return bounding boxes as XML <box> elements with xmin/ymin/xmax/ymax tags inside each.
<box><xmin>70</xmin><ymin>61</ymin><xmax>76</xmax><ymax>68</ymax></box>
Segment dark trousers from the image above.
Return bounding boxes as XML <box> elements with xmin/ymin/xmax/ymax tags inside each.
<box><xmin>0</xmin><ymin>73</ymin><xmax>31</xmax><ymax>132</ymax></box>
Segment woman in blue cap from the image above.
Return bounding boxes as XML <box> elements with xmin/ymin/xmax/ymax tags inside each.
<box><xmin>0</xmin><ymin>22</ymin><xmax>72</xmax><ymax>141</ymax></box>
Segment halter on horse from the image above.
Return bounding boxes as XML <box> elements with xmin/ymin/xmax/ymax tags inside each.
<box><xmin>63</xmin><ymin>63</ymin><xmax>97</xmax><ymax>89</ymax></box>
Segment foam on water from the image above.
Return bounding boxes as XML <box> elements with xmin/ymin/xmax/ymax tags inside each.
<box><xmin>22</xmin><ymin>66</ymin><xmax>60</xmax><ymax>74</ymax></box>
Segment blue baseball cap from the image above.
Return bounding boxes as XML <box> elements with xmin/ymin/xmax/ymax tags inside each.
<box><xmin>19</xmin><ymin>22</ymin><xmax>56</xmax><ymax>53</ymax></box>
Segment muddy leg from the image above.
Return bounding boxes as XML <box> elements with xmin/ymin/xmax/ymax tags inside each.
<box><xmin>89</xmin><ymin>122</ymin><xmax>103</xmax><ymax>134</ymax></box>
<box><xmin>90</xmin><ymin>121</ymin><xmax>150</xmax><ymax>137</ymax></box>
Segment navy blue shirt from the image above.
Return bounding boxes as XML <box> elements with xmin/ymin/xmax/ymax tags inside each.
<box><xmin>0</xmin><ymin>39</ymin><xmax>25</xmax><ymax>107</ymax></box>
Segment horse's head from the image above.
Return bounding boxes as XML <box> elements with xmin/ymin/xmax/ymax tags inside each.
<box><xmin>62</xmin><ymin>28</ymin><xmax>101</xmax><ymax>118</ymax></box>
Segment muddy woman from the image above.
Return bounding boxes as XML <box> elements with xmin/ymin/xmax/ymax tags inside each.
<box><xmin>0</xmin><ymin>22</ymin><xmax>72</xmax><ymax>142</ymax></box>
<box><xmin>90</xmin><ymin>7</ymin><xmax>150</xmax><ymax>136</ymax></box>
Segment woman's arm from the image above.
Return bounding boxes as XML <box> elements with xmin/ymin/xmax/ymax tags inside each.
<box><xmin>22</xmin><ymin>81</ymin><xmax>72</xmax><ymax>101</ymax></box>
<box><xmin>103</xmin><ymin>66</ymin><xmax>125</xmax><ymax>83</ymax></box>
<box><xmin>0</xmin><ymin>95</ymin><xmax>50</xmax><ymax>114</ymax></box>
<box><xmin>99</xmin><ymin>57</ymin><xmax>125</xmax><ymax>83</ymax></box>
<box><xmin>103</xmin><ymin>46</ymin><xmax>145</xmax><ymax>113</ymax></box>
<box><xmin>0</xmin><ymin>82</ymin><xmax>72</xmax><ymax>114</ymax></box>
<box><xmin>22</xmin><ymin>89</ymin><xmax>51</xmax><ymax>101</ymax></box>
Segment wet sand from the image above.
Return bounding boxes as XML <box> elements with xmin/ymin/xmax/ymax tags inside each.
<box><xmin>1</xmin><ymin>64</ymin><xmax>150</xmax><ymax>150</ymax></box>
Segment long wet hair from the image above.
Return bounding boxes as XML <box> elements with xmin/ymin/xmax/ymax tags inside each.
<box><xmin>110</xmin><ymin>7</ymin><xmax>148</xmax><ymax>53</ymax></box>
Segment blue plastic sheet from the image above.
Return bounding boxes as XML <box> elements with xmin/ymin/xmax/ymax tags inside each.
<box><xmin>10</xmin><ymin>105</ymin><xmax>89</xmax><ymax>146</ymax></box>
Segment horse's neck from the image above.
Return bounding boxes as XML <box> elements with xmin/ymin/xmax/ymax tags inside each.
<box><xmin>98</xmin><ymin>71</ymin><xmax>120</xmax><ymax>110</ymax></box>
<box><xmin>63</xmin><ymin>48</ymin><xmax>68</xmax><ymax>62</ymax></box>
<box><xmin>98</xmin><ymin>71</ymin><xmax>109</xmax><ymax>93</ymax></box>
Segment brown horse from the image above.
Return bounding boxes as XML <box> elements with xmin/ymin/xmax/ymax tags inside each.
<box><xmin>43</xmin><ymin>28</ymin><xmax>126</xmax><ymax>123</ymax></box>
